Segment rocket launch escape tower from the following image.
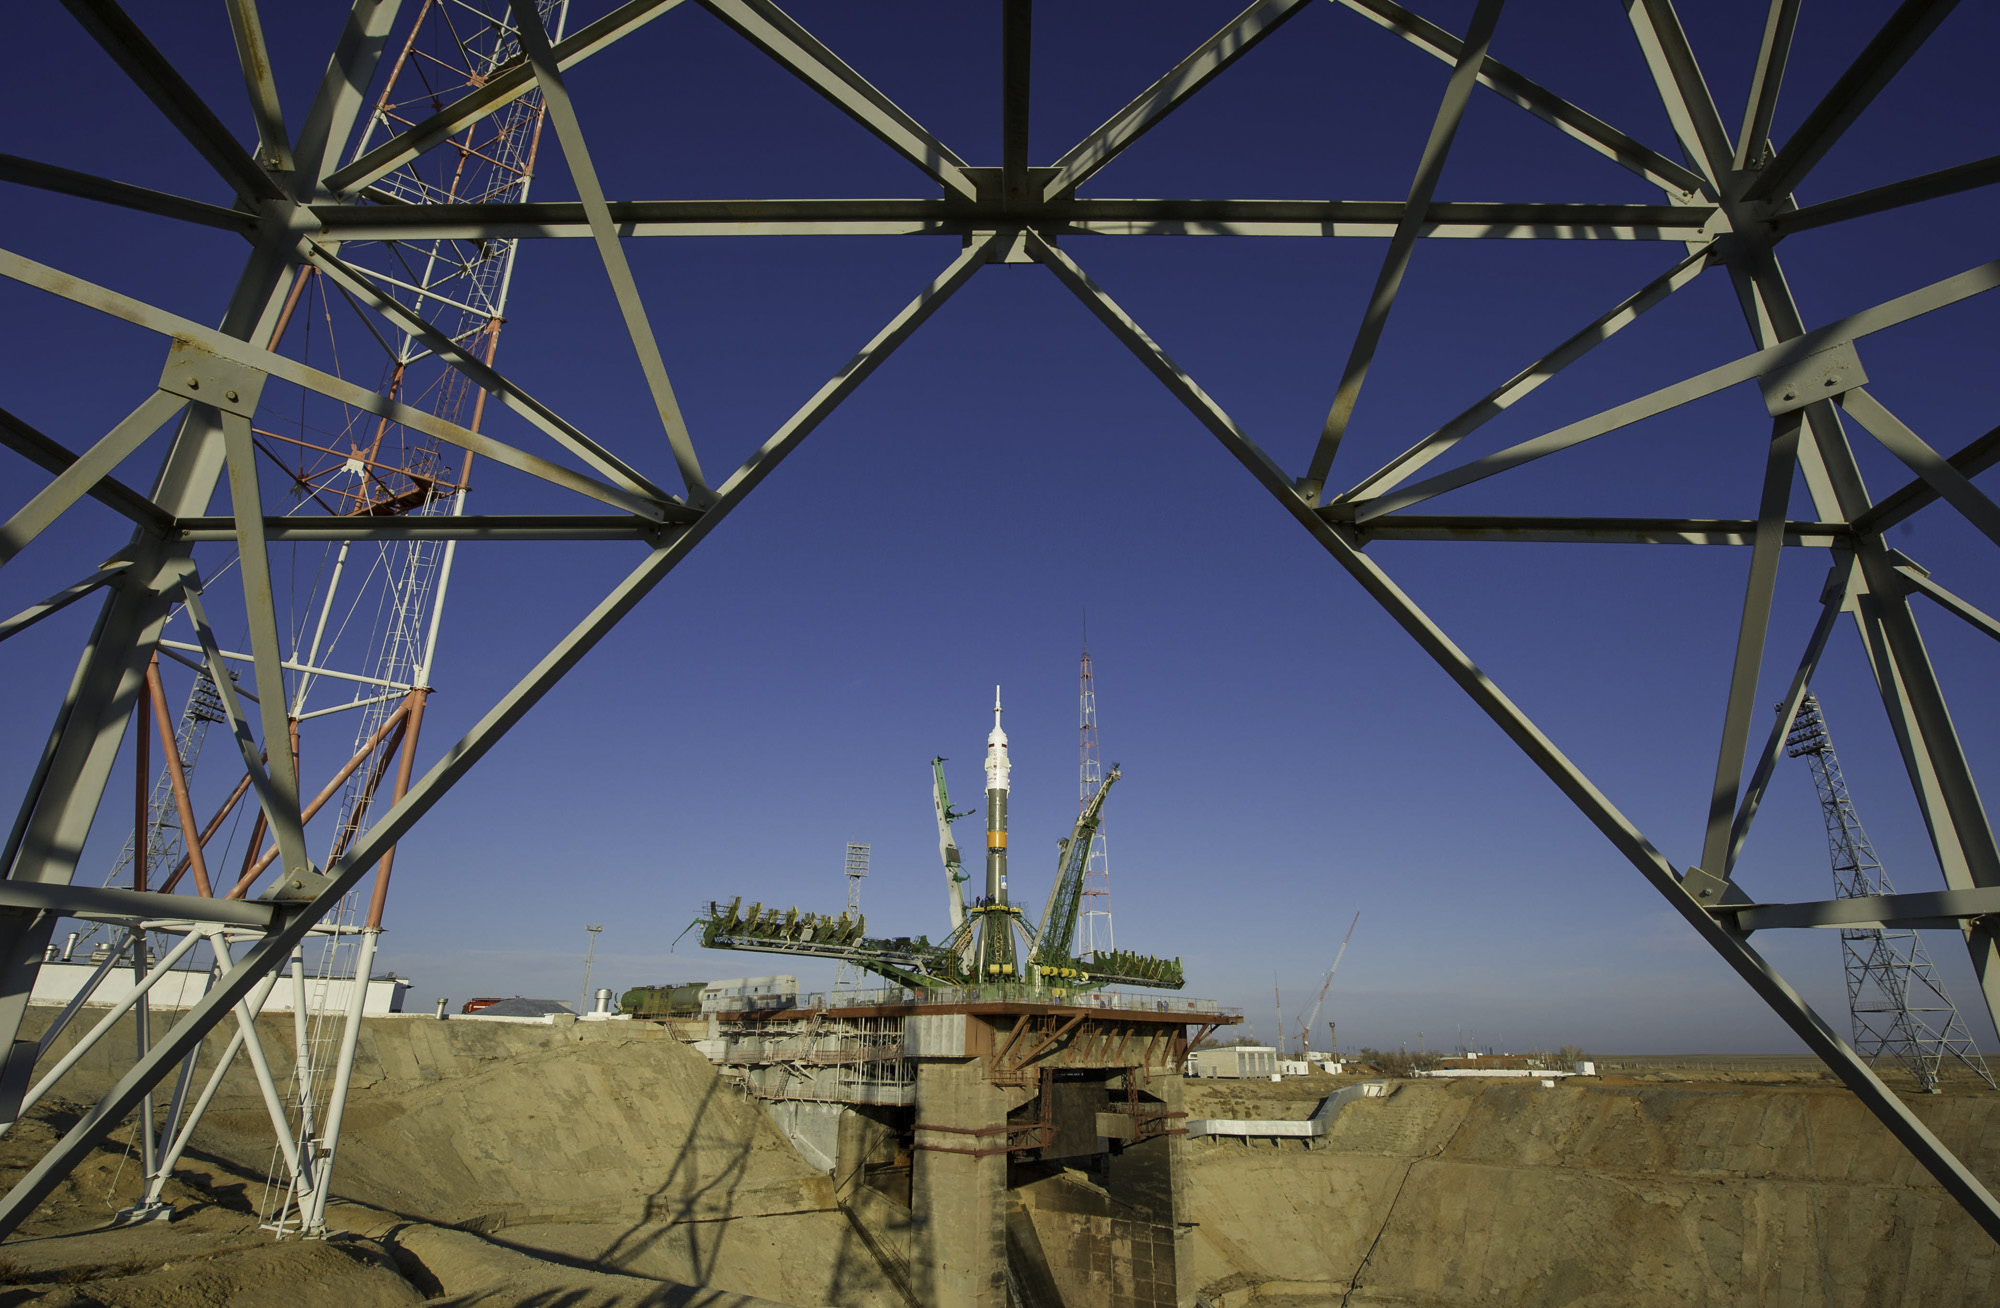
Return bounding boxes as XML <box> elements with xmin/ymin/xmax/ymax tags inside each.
<box><xmin>696</xmin><ymin>689</ymin><xmax>1184</xmax><ymax>994</ymax></box>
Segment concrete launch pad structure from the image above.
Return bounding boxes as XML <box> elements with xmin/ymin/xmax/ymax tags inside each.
<box><xmin>684</xmin><ymin>686</ymin><xmax>1235</xmax><ymax>1306</ymax></box>
<box><xmin>700</xmin><ymin>984</ymin><xmax>1240</xmax><ymax>1308</ymax></box>
<box><xmin>2</xmin><ymin>0</ymin><xmax>1999</xmax><ymax>1275</ymax></box>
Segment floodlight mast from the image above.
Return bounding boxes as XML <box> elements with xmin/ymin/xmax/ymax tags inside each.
<box><xmin>0</xmin><ymin>0</ymin><xmax>1996</xmax><ymax>1254</ymax></box>
<box><xmin>832</xmin><ymin>843</ymin><xmax>869</xmax><ymax>990</ymax></box>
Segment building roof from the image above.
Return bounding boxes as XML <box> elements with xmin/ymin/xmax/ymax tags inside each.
<box><xmin>472</xmin><ymin>998</ymin><xmax>574</xmax><ymax>1018</ymax></box>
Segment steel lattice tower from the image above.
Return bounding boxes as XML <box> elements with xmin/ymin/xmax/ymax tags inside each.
<box><xmin>1785</xmin><ymin>694</ymin><xmax>1994</xmax><ymax>1092</ymax></box>
<box><xmin>1078</xmin><ymin>640</ymin><xmax>1113</xmax><ymax>959</ymax></box>
<box><xmin>19</xmin><ymin>0</ymin><xmax>566</xmax><ymax>1238</ymax></box>
<box><xmin>246</xmin><ymin>0</ymin><xmax>566</xmax><ymax>1237</ymax></box>
<box><xmin>6</xmin><ymin>0</ymin><xmax>2000</xmax><ymax>1250</ymax></box>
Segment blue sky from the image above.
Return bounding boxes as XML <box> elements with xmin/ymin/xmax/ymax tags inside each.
<box><xmin>2</xmin><ymin>0</ymin><xmax>1996</xmax><ymax>1054</ymax></box>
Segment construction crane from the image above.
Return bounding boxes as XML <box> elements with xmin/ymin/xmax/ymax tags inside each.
<box><xmin>1297</xmin><ymin>912</ymin><xmax>1360</xmax><ymax>1056</ymax></box>
<box><xmin>1785</xmin><ymin>695</ymin><xmax>1993</xmax><ymax>1091</ymax></box>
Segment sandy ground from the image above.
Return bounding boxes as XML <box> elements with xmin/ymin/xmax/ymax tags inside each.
<box><xmin>0</xmin><ymin>1102</ymin><xmax>795</xmax><ymax>1307</ymax></box>
<box><xmin>6</xmin><ymin>1012</ymin><xmax>900</xmax><ymax>1308</ymax></box>
<box><xmin>5</xmin><ymin>1021</ymin><xmax>1996</xmax><ymax>1307</ymax></box>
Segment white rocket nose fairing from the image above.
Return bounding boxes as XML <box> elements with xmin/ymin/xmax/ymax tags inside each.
<box><xmin>985</xmin><ymin>685</ymin><xmax>1010</xmax><ymax>792</ymax></box>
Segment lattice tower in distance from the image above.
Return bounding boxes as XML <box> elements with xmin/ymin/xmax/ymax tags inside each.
<box><xmin>1078</xmin><ymin>641</ymin><xmax>1113</xmax><ymax>959</ymax></box>
<box><xmin>1786</xmin><ymin>694</ymin><xmax>1994</xmax><ymax>1093</ymax></box>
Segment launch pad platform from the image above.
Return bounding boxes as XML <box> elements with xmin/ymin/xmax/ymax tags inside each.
<box><xmin>684</xmin><ymin>988</ymin><xmax>1242</xmax><ymax>1308</ymax></box>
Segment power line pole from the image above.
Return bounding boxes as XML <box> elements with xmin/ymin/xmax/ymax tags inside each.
<box><xmin>1786</xmin><ymin>694</ymin><xmax>1994</xmax><ymax>1092</ymax></box>
<box><xmin>1274</xmin><ymin>976</ymin><xmax>1285</xmax><ymax>1058</ymax></box>
<box><xmin>578</xmin><ymin>924</ymin><xmax>604</xmax><ymax>1017</ymax></box>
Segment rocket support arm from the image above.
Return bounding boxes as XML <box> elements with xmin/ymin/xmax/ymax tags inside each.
<box><xmin>1033</xmin><ymin>767</ymin><xmax>1119</xmax><ymax>969</ymax></box>
<box><xmin>696</xmin><ymin>897</ymin><xmax>968</xmax><ymax>990</ymax></box>
<box><xmin>932</xmin><ymin>757</ymin><xmax>970</xmax><ymax>932</ymax></box>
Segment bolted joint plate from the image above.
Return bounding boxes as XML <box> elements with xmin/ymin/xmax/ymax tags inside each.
<box><xmin>158</xmin><ymin>339</ymin><xmax>267</xmax><ymax>418</ymax></box>
<box><xmin>1681</xmin><ymin>864</ymin><xmax>1752</xmax><ymax>911</ymax></box>
<box><xmin>263</xmin><ymin>866</ymin><xmax>334</xmax><ymax>903</ymax></box>
<box><xmin>1757</xmin><ymin>341</ymin><xmax>1867</xmax><ymax>416</ymax></box>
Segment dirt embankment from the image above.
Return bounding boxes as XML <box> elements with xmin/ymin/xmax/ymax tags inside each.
<box><xmin>0</xmin><ymin>1111</ymin><xmax>799</xmax><ymax>1308</ymax></box>
<box><xmin>1183</xmin><ymin>1073</ymin><xmax>1998</xmax><ymax>1308</ymax></box>
<box><xmin>2</xmin><ymin>1012</ymin><xmax>900</xmax><ymax>1307</ymax></box>
<box><xmin>6</xmin><ymin>1014</ymin><xmax>1997</xmax><ymax>1307</ymax></box>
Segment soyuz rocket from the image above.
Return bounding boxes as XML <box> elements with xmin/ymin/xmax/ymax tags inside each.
<box><xmin>975</xmin><ymin>686</ymin><xmax>1019</xmax><ymax>978</ymax></box>
<box><xmin>984</xmin><ymin>686</ymin><xmax>1010</xmax><ymax>905</ymax></box>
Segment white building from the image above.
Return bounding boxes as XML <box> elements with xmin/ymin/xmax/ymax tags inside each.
<box><xmin>1185</xmin><ymin>1045</ymin><xmax>1278</xmax><ymax>1078</ymax></box>
<box><xmin>700</xmin><ymin>975</ymin><xmax>798</xmax><ymax>1014</ymax></box>
<box><xmin>31</xmin><ymin>957</ymin><xmax>410</xmax><ymax>1015</ymax></box>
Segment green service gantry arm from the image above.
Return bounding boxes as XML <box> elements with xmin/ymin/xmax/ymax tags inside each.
<box><xmin>695</xmin><ymin>897</ymin><xmax>969</xmax><ymax>990</ymax></box>
<box><xmin>932</xmin><ymin>756</ymin><xmax>973</xmax><ymax>938</ymax></box>
<box><xmin>1031</xmin><ymin>767</ymin><xmax>1120</xmax><ymax>972</ymax></box>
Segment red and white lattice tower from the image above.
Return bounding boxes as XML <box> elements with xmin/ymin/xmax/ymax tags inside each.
<box><xmin>1077</xmin><ymin>638</ymin><xmax>1113</xmax><ymax>959</ymax></box>
<box><xmin>69</xmin><ymin>0</ymin><xmax>569</xmax><ymax>1238</ymax></box>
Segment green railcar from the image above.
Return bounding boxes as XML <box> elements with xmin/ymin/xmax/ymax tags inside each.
<box><xmin>620</xmin><ymin>981</ymin><xmax>706</xmax><ymax>1018</ymax></box>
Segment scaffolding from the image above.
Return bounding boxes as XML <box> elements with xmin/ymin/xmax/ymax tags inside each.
<box><xmin>709</xmin><ymin>1010</ymin><xmax>915</xmax><ymax>1106</ymax></box>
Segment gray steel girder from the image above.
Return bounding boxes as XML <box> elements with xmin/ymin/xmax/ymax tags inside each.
<box><xmin>2</xmin><ymin>0</ymin><xmax>1997</xmax><ymax>1257</ymax></box>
